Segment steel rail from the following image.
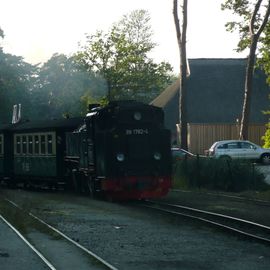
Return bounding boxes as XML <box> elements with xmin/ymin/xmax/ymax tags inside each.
<box><xmin>0</xmin><ymin>214</ymin><xmax>56</xmax><ymax>270</ymax></box>
<box><xmin>141</xmin><ymin>200</ymin><xmax>270</xmax><ymax>245</ymax></box>
<box><xmin>171</xmin><ymin>189</ymin><xmax>270</xmax><ymax>207</ymax></box>
<box><xmin>5</xmin><ymin>199</ymin><xmax>119</xmax><ymax>270</ymax></box>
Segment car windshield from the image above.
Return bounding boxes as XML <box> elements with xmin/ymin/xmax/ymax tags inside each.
<box><xmin>210</xmin><ymin>142</ymin><xmax>218</xmax><ymax>150</ymax></box>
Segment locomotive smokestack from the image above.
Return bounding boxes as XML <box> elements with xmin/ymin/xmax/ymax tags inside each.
<box><xmin>88</xmin><ymin>103</ymin><xmax>100</xmax><ymax>112</ymax></box>
<box><xmin>11</xmin><ymin>104</ymin><xmax>21</xmax><ymax>124</ymax></box>
<box><xmin>12</xmin><ymin>104</ymin><xmax>17</xmax><ymax>124</ymax></box>
<box><xmin>18</xmin><ymin>104</ymin><xmax>21</xmax><ymax>122</ymax></box>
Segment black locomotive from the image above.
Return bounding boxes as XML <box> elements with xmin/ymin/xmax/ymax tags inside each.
<box><xmin>0</xmin><ymin>100</ymin><xmax>172</xmax><ymax>200</ymax></box>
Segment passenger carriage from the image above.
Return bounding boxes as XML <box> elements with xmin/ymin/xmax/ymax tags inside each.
<box><xmin>0</xmin><ymin>123</ymin><xmax>16</xmax><ymax>183</ymax></box>
<box><xmin>8</xmin><ymin>118</ymin><xmax>83</xmax><ymax>187</ymax></box>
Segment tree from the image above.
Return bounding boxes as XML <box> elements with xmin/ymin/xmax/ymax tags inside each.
<box><xmin>0</xmin><ymin>27</ymin><xmax>4</xmax><ymax>47</ymax></box>
<box><xmin>0</xmin><ymin>27</ymin><xmax>4</xmax><ymax>45</ymax></box>
<box><xmin>32</xmin><ymin>53</ymin><xmax>107</xmax><ymax>119</ymax></box>
<box><xmin>0</xmin><ymin>26</ymin><xmax>37</xmax><ymax>122</ymax></box>
<box><xmin>0</xmin><ymin>52</ymin><xmax>35</xmax><ymax>122</ymax></box>
<box><xmin>222</xmin><ymin>0</ymin><xmax>270</xmax><ymax>140</ymax></box>
<box><xmin>173</xmin><ymin>0</ymin><xmax>189</xmax><ymax>150</ymax></box>
<box><xmin>76</xmin><ymin>9</ymin><xmax>173</xmax><ymax>103</ymax></box>
<box><xmin>262</xmin><ymin>122</ymin><xmax>270</xmax><ymax>147</ymax></box>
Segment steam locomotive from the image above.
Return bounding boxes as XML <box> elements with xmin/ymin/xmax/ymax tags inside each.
<box><xmin>0</xmin><ymin>100</ymin><xmax>172</xmax><ymax>200</ymax></box>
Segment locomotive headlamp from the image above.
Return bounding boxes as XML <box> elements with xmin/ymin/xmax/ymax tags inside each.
<box><xmin>116</xmin><ymin>153</ymin><xmax>125</xmax><ymax>162</ymax></box>
<box><xmin>134</xmin><ymin>112</ymin><xmax>142</xmax><ymax>121</ymax></box>
<box><xmin>154</xmin><ymin>152</ymin><xmax>161</xmax><ymax>160</ymax></box>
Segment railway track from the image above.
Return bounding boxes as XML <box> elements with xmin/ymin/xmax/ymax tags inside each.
<box><xmin>172</xmin><ymin>189</ymin><xmax>270</xmax><ymax>207</ymax></box>
<box><xmin>0</xmin><ymin>214</ymin><xmax>57</xmax><ymax>270</ymax></box>
<box><xmin>1</xmin><ymin>198</ymin><xmax>118</xmax><ymax>270</ymax></box>
<box><xmin>138</xmin><ymin>200</ymin><xmax>270</xmax><ymax>245</ymax></box>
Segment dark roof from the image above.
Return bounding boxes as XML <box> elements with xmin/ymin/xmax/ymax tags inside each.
<box><xmin>0</xmin><ymin>117</ymin><xmax>84</xmax><ymax>132</ymax></box>
<box><xmin>0</xmin><ymin>123</ymin><xmax>14</xmax><ymax>131</ymax></box>
<box><xmin>151</xmin><ymin>58</ymin><xmax>270</xmax><ymax>131</ymax></box>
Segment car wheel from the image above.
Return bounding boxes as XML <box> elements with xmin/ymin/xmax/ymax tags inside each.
<box><xmin>260</xmin><ymin>153</ymin><xmax>270</xmax><ymax>165</ymax></box>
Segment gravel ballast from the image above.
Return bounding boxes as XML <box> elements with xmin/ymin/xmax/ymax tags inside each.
<box><xmin>1</xmin><ymin>188</ymin><xmax>270</xmax><ymax>270</ymax></box>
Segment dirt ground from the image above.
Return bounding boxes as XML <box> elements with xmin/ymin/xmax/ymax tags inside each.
<box><xmin>160</xmin><ymin>189</ymin><xmax>270</xmax><ymax>226</ymax></box>
<box><xmin>1</xmin><ymin>188</ymin><xmax>270</xmax><ymax>270</ymax></box>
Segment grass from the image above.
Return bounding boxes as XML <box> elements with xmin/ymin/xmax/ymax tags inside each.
<box><xmin>172</xmin><ymin>157</ymin><xmax>270</xmax><ymax>193</ymax></box>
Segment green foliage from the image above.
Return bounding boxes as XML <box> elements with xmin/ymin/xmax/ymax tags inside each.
<box><xmin>80</xmin><ymin>93</ymin><xmax>108</xmax><ymax>113</ymax></box>
<box><xmin>257</xmin><ymin>23</ymin><xmax>270</xmax><ymax>83</ymax></box>
<box><xmin>0</xmin><ymin>9</ymin><xmax>175</xmax><ymax>122</ymax></box>
<box><xmin>76</xmin><ymin>9</ymin><xmax>173</xmax><ymax>103</ymax></box>
<box><xmin>0</xmin><ymin>49</ymin><xmax>109</xmax><ymax>122</ymax></box>
<box><xmin>262</xmin><ymin>122</ymin><xmax>270</xmax><ymax>148</ymax></box>
<box><xmin>173</xmin><ymin>158</ymin><xmax>268</xmax><ymax>192</ymax></box>
<box><xmin>0</xmin><ymin>50</ymin><xmax>36</xmax><ymax>122</ymax></box>
<box><xmin>222</xmin><ymin>1</ymin><xmax>270</xmax><ymax>71</ymax></box>
<box><xmin>0</xmin><ymin>27</ymin><xmax>4</xmax><ymax>39</ymax></box>
<box><xmin>221</xmin><ymin>1</ymin><xmax>270</xmax><ymax>51</ymax></box>
<box><xmin>31</xmin><ymin>53</ymin><xmax>107</xmax><ymax>119</ymax></box>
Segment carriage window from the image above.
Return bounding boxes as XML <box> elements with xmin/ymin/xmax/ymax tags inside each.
<box><xmin>16</xmin><ymin>136</ymin><xmax>21</xmax><ymax>154</ymax></box>
<box><xmin>28</xmin><ymin>135</ymin><xmax>33</xmax><ymax>154</ymax></box>
<box><xmin>34</xmin><ymin>135</ymin><xmax>39</xmax><ymax>154</ymax></box>
<box><xmin>47</xmin><ymin>134</ymin><xmax>53</xmax><ymax>154</ymax></box>
<box><xmin>22</xmin><ymin>136</ymin><xmax>27</xmax><ymax>154</ymax></box>
<box><xmin>41</xmin><ymin>135</ymin><xmax>46</xmax><ymax>154</ymax></box>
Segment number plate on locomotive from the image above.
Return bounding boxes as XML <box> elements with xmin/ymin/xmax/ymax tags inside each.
<box><xmin>126</xmin><ymin>129</ymin><xmax>149</xmax><ymax>135</ymax></box>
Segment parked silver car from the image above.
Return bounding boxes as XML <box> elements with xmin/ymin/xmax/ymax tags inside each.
<box><xmin>206</xmin><ymin>140</ymin><xmax>270</xmax><ymax>164</ymax></box>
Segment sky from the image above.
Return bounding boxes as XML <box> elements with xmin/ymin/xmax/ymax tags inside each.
<box><xmin>0</xmin><ymin>0</ymin><xmax>247</xmax><ymax>72</ymax></box>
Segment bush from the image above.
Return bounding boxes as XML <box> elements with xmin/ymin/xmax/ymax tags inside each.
<box><xmin>262</xmin><ymin>122</ymin><xmax>270</xmax><ymax>148</ymax></box>
<box><xmin>173</xmin><ymin>157</ymin><xmax>268</xmax><ymax>192</ymax></box>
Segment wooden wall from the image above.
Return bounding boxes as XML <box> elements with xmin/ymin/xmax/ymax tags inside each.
<box><xmin>176</xmin><ymin>123</ymin><xmax>267</xmax><ymax>154</ymax></box>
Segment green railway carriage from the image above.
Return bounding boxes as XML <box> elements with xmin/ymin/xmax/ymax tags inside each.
<box><xmin>13</xmin><ymin>132</ymin><xmax>57</xmax><ymax>177</ymax></box>
<box><xmin>0</xmin><ymin>133</ymin><xmax>4</xmax><ymax>174</ymax></box>
<box><xmin>0</xmin><ymin>123</ymin><xmax>15</xmax><ymax>180</ymax></box>
<box><xmin>10</xmin><ymin>117</ymin><xmax>83</xmax><ymax>186</ymax></box>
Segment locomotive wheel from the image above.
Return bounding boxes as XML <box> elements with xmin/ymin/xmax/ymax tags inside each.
<box><xmin>71</xmin><ymin>169</ymin><xmax>80</xmax><ymax>193</ymax></box>
<box><xmin>7</xmin><ymin>178</ymin><xmax>16</xmax><ymax>189</ymax></box>
<box><xmin>64</xmin><ymin>168</ymin><xmax>74</xmax><ymax>191</ymax></box>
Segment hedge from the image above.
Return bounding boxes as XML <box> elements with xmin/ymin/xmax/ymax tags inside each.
<box><xmin>173</xmin><ymin>157</ymin><xmax>269</xmax><ymax>192</ymax></box>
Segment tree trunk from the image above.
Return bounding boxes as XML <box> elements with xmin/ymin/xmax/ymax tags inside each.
<box><xmin>173</xmin><ymin>0</ymin><xmax>188</xmax><ymax>150</ymax></box>
<box><xmin>239</xmin><ymin>35</ymin><xmax>258</xmax><ymax>140</ymax></box>
<box><xmin>239</xmin><ymin>0</ymin><xmax>270</xmax><ymax>140</ymax></box>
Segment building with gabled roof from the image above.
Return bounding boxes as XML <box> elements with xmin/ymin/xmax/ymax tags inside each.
<box><xmin>151</xmin><ymin>58</ymin><xmax>270</xmax><ymax>153</ymax></box>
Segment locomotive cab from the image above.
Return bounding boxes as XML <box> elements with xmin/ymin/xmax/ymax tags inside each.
<box><xmin>87</xmin><ymin>101</ymin><xmax>172</xmax><ymax>199</ymax></box>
